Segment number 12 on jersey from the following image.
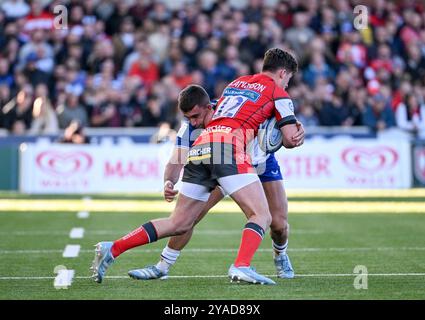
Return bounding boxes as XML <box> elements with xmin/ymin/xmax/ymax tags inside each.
<box><xmin>213</xmin><ymin>96</ymin><xmax>248</xmax><ymax>119</ymax></box>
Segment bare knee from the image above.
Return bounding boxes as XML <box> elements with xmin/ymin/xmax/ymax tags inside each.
<box><xmin>246</xmin><ymin>207</ymin><xmax>272</xmax><ymax>230</ymax></box>
<box><xmin>269</xmin><ymin>201</ymin><xmax>289</xmax><ymax>236</ymax></box>
<box><xmin>270</xmin><ymin>219</ymin><xmax>289</xmax><ymax>237</ymax></box>
<box><xmin>258</xmin><ymin>210</ymin><xmax>272</xmax><ymax>229</ymax></box>
<box><xmin>171</xmin><ymin>216</ymin><xmax>194</xmax><ymax>235</ymax></box>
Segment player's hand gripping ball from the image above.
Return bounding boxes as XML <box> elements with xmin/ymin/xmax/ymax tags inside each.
<box><xmin>258</xmin><ymin>117</ymin><xmax>283</xmax><ymax>153</ymax></box>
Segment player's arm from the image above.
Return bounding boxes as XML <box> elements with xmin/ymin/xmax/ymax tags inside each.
<box><xmin>274</xmin><ymin>98</ymin><xmax>304</xmax><ymax>149</ymax></box>
<box><xmin>280</xmin><ymin>123</ymin><xmax>299</xmax><ymax>149</ymax></box>
<box><xmin>163</xmin><ymin>119</ymin><xmax>191</xmax><ymax>202</ymax></box>
<box><xmin>292</xmin><ymin>120</ymin><xmax>305</xmax><ymax>147</ymax></box>
<box><xmin>164</xmin><ymin>147</ymin><xmax>188</xmax><ymax>202</ymax></box>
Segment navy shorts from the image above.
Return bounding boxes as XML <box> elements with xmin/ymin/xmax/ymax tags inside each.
<box><xmin>255</xmin><ymin>154</ymin><xmax>283</xmax><ymax>183</ymax></box>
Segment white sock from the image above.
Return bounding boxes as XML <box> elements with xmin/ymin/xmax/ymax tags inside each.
<box><xmin>156</xmin><ymin>246</ymin><xmax>181</xmax><ymax>273</ymax></box>
<box><xmin>273</xmin><ymin>240</ymin><xmax>288</xmax><ymax>257</ymax></box>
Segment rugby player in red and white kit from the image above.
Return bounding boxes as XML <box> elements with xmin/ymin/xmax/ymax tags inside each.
<box><xmin>91</xmin><ymin>48</ymin><xmax>300</xmax><ymax>285</ymax></box>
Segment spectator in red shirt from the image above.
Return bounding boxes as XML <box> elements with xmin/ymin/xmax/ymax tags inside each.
<box><xmin>370</xmin><ymin>44</ymin><xmax>393</xmax><ymax>73</ymax></box>
<box><xmin>23</xmin><ymin>0</ymin><xmax>54</xmax><ymax>34</ymax></box>
<box><xmin>128</xmin><ymin>50</ymin><xmax>159</xmax><ymax>92</ymax></box>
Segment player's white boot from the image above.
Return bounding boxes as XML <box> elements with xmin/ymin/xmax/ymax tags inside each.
<box><xmin>91</xmin><ymin>241</ymin><xmax>115</xmax><ymax>283</ymax></box>
<box><xmin>274</xmin><ymin>253</ymin><xmax>294</xmax><ymax>279</ymax></box>
<box><xmin>228</xmin><ymin>264</ymin><xmax>276</xmax><ymax>285</ymax></box>
<box><xmin>128</xmin><ymin>265</ymin><xmax>168</xmax><ymax>280</ymax></box>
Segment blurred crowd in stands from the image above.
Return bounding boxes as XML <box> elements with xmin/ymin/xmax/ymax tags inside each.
<box><xmin>0</xmin><ymin>0</ymin><xmax>425</xmax><ymax>139</ymax></box>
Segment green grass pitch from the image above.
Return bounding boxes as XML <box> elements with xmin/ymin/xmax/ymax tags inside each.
<box><xmin>0</xmin><ymin>190</ymin><xmax>424</xmax><ymax>300</ymax></box>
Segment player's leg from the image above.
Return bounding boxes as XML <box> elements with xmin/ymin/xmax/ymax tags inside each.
<box><xmin>128</xmin><ymin>187</ymin><xmax>225</xmax><ymax>280</ymax></box>
<box><xmin>262</xmin><ymin>180</ymin><xmax>294</xmax><ymax>278</ymax></box>
<box><xmin>113</xmin><ymin>191</ymin><xmax>208</xmax><ymax>255</ymax></box>
<box><xmin>92</xmin><ymin>192</ymin><xmax>207</xmax><ymax>283</ymax></box>
<box><xmin>262</xmin><ymin>180</ymin><xmax>289</xmax><ymax>249</ymax></box>
<box><xmin>92</xmin><ymin>159</ymin><xmax>213</xmax><ymax>283</ymax></box>
<box><xmin>218</xmin><ymin>174</ymin><xmax>275</xmax><ymax>285</ymax></box>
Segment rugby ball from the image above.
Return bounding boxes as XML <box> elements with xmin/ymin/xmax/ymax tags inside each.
<box><xmin>258</xmin><ymin>117</ymin><xmax>283</xmax><ymax>153</ymax></box>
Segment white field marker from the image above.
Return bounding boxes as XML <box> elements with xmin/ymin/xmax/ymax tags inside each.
<box><xmin>62</xmin><ymin>245</ymin><xmax>80</xmax><ymax>258</ymax></box>
<box><xmin>69</xmin><ymin>228</ymin><xmax>84</xmax><ymax>239</ymax></box>
<box><xmin>77</xmin><ymin>211</ymin><xmax>90</xmax><ymax>219</ymax></box>
<box><xmin>54</xmin><ymin>269</ymin><xmax>75</xmax><ymax>289</ymax></box>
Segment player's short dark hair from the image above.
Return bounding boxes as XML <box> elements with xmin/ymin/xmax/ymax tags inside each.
<box><xmin>178</xmin><ymin>85</ymin><xmax>210</xmax><ymax>113</ymax></box>
<box><xmin>262</xmin><ymin>48</ymin><xmax>298</xmax><ymax>74</ymax></box>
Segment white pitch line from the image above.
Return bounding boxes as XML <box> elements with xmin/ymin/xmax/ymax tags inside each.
<box><xmin>62</xmin><ymin>245</ymin><xmax>80</xmax><ymax>258</ymax></box>
<box><xmin>69</xmin><ymin>228</ymin><xmax>84</xmax><ymax>239</ymax></box>
<box><xmin>0</xmin><ymin>276</ymin><xmax>57</xmax><ymax>280</ymax></box>
<box><xmin>0</xmin><ymin>250</ymin><xmax>63</xmax><ymax>254</ymax></box>
<box><xmin>1</xmin><ymin>273</ymin><xmax>425</xmax><ymax>280</ymax></box>
<box><xmin>2</xmin><ymin>247</ymin><xmax>425</xmax><ymax>255</ymax></box>
<box><xmin>77</xmin><ymin>211</ymin><xmax>90</xmax><ymax>219</ymax></box>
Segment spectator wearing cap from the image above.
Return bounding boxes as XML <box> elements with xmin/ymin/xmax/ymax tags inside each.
<box><xmin>363</xmin><ymin>93</ymin><xmax>396</xmax><ymax>132</ymax></box>
<box><xmin>57</xmin><ymin>87</ymin><xmax>88</xmax><ymax>129</ymax></box>
<box><xmin>395</xmin><ymin>93</ymin><xmax>425</xmax><ymax>137</ymax></box>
